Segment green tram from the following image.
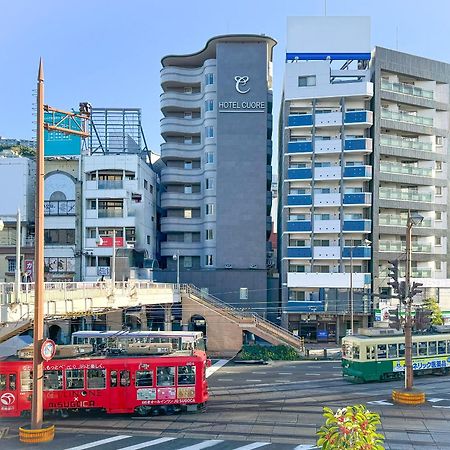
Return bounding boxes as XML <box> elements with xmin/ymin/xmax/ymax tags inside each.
<box><xmin>342</xmin><ymin>331</ymin><xmax>450</xmax><ymax>382</ymax></box>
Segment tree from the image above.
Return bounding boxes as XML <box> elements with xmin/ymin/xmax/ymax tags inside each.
<box><xmin>422</xmin><ymin>297</ymin><xmax>444</xmax><ymax>326</ymax></box>
<box><xmin>316</xmin><ymin>405</ymin><xmax>385</xmax><ymax>450</ymax></box>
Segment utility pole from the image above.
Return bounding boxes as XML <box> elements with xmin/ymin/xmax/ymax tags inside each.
<box><xmin>15</xmin><ymin>208</ymin><xmax>21</xmax><ymax>302</ymax></box>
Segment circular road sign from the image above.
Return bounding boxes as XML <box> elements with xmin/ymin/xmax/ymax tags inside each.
<box><xmin>41</xmin><ymin>339</ymin><xmax>56</xmax><ymax>361</ymax></box>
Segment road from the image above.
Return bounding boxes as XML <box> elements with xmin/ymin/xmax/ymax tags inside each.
<box><xmin>2</xmin><ymin>360</ymin><xmax>450</xmax><ymax>449</ymax></box>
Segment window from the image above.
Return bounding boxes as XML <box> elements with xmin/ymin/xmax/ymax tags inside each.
<box><xmin>388</xmin><ymin>344</ymin><xmax>398</xmax><ymax>359</ymax></box>
<box><xmin>436</xmin><ymin>161</ymin><xmax>442</xmax><ymax>171</ymax></box>
<box><xmin>110</xmin><ymin>370</ymin><xmax>118</xmax><ymax>387</ymax></box>
<box><xmin>288</xmin><ymin>290</ymin><xmax>305</xmax><ymax>301</ymax></box>
<box><xmin>184</xmin><ymin>209</ymin><xmax>192</xmax><ymax>219</ymax></box>
<box><xmin>184</xmin><ymin>184</ymin><xmax>192</xmax><ymax>194</ymax></box>
<box><xmin>120</xmin><ymin>370</ymin><xmax>130</xmax><ymax>387</ymax></box>
<box><xmin>206</xmin><ymin>178</ymin><xmax>214</xmax><ymax>190</ymax></box>
<box><xmin>184</xmin><ymin>86</ymin><xmax>192</xmax><ymax>94</ymax></box>
<box><xmin>7</xmin><ymin>258</ymin><xmax>16</xmax><ymax>273</ymax></box>
<box><xmin>366</xmin><ymin>346</ymin><xmax>375</xmax><ymax>360</ymax></box>
<box><xmin>136</xmin><ymin>370</ymin><xmax>153</xmax><ymax>387</ymax></box>
<box><xmin>206</xmin><ymin>126</ymin><xmax>214</xmax><ymax>138</ymax></box>
<box><xmin>149</xmin><ymin>184</ymin><xmax>154</xmax><ymax>194</ymax></box>
<box><xmin>89</xmin><ymin>200</ymin><xmax>97</xmax><ymax>209</ymax></box>
<box><xmin>205</xmin><ymin>100</ymin><xmax>214</xmax><ymax>112</ymax></box>
<box><xmin>240</xmin><ymin>288</ymin><xmax>248</xmax><ymax>300</ymax></box>
<box><xmin>436</xmin><ymin>261</ymin><xmax>442</xmax><ymax>270</ymax></box>
<box><xmin>44</xmin><ymin>229</ymin><xmax>75</xmax><ymax>245</ymax></box>
<box><xmin>206</xmin><ymin>203</ymin><xmax>215</xmax><ymax>215</ymax></box>
<box><xmin>428</xmin><ymin>341</ymin><xmax>437</xmax><ymax>356</ymax></box>
<box><xmin>157</xmin><ymin>366</ymin><xmax>175</xmax><ymax>386</ymax></box>
<box><xmin>312</xmin><ymin>265</ymin><xmax>330</xmax><ymax>273</ymax></box>
<box><xmin>205</xmin><ymin>73</ymin><xmax>214</xmax><ymax>86</ymax></box>
<box><xmin>435</xmin><ymin>237</ymin><xmax>442</xmax><ymax>246</ymax></box>
<box><xmin>436</xmin><ymin>136</ymin><xmax>443</xmax><ymax>146</ymax></box>
<box><xmin>438</xmin><ymin>341</ymin><xmax>446</xmax><ymax>354</ymax></box>
<box><xmin>183</xmin><ymin>256</ymin><xmax>192</xmax><ymax>268</ymax></box>
<box><xmin>352</xmin><ymin>345</ymin><xmax>360</xmax><ymax>360</ymax></box>
<box><xmin>205</xmin><ymin>254</ymin><xmax>213</xmax><ymax>266</ymax></box>
<box><xmin>125</xmin><ymin>228</ymin><xmax>135</xmax><ymax>242</ymax></box>
<box><xmin>206</xmin><ymin>152</ymin><xmax>214</xmax><ymax>164</ymax></box>
<box><xmin>418</xmin><ymin>341</ymin><xmax>427</xmax><ymax>356</ymax></box>
<box><xmin>377</xmin><ymin>344</ymin><xmax>387</xmax><ymax>359</ymax></box>
<box><xmin>206</xmin><ymin>229</ymin><xmax>214</xmax><ymax>240</ymax></box>
<box><xmin>0</xmin><ymin>375</ymin><xmax>6</xmax><ymax>391</ymax></box>
<box><xmin>66</xmin><ymin>369</ymin><xmax>84</xmax><ymax>389</ymax></box>
<box><xmin>436</xmin><ymin>211</ymin><xmax>442</xmax><ymax>221</ymax></box>
<box><xmin>87</xmin><ymin>369</ymin><xmax>106</xmax><ymax>389</ymax></box>
<box><xmin>436</xmin><ymin>186</ymin><xmax>442</xmax><ymax>196</ymax></box>
<box><xmin>298</xmin><ymin>75</ymin><xmax>316</xmax><ymax>87</ymax></box>
<box><xmin>147</xmin><ymin>235</ymin><xmax>151</xmax><ymax>245</ymax></box>
<box><xmin>44</xmin><ymin>370</ymin><xmax>63</xmax><ymax>390</ymax></box>
<box><xmin>21</xmin><ymin>370</ymin><xmax>33</xmax><ymax>391</ymax></box>
<box><xmin>144</xmin><ymin>179</ymin><xmax>148</xmax><ymax>189</ymax></box>
<box><xmin>184</xmin><ymin>136</ymin><xmax>192</xmax><ymax>144</ymax></box>
<box><xmin>184</xmin><ymin>161</ymin><xmax>193</xmax><ymax>170</ymax></box>
<box><xmin>9</xmin><ymin>374</ymin><xmax>16</xmax><ymax>391</ymax></box>
<box><xmin>178</xmin><ymin>366</ymin><xmax>195</xmax><ymax>385</ymax></box>
<box><xmin>399</xmin><ymin>343</ymin><xmax>405</xmax><ymax>357</ymax></box>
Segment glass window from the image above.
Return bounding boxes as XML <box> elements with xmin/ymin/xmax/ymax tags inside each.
<box><xmin>178</xmin><ymin>365</ymin><xmax>196</xmax><ymax>385</ymax></box>
<box><xmin>438</xmin><ymin>341</ymin><xmax>446</xmax><ymax>355</ymax></box>
<box><xmin>205</xmin><ymin>126</ymin><xmax>214</xmax><ymax>138</ymax></box>
<box><xmin>352</xmin><ymin>345</ymin><xmax>360</xmax><ymax>359</ymax></box>
<box><xmin>388</xmin><ymin>343</ymin><xmax>398</xmax><ymax>359</ymax></box>
<box><xmin>205</xmin><ymin>100</ymin><xmax>214</xmax><ymax>112</ymax></box>
<box><xmin>0</xmin><ymin>374</ymin><xmax>6</xmax><ymax>391</ymax></box>
<box><xmin>206</xmin><ymin>178</ymin><xmax>214</xmax><ymax>190</ymax></box>
<box><xmin>205</xmin><ymin>255</ymin><xmax>213</xmax><ymax>266</ymax></box>
<box><xmin>136</xmin><ymin>370</ymin><xmax>153</xmax><ymax>387</ymax></box>
<box><xmin>412</xmin><ymin>342</ymin><xmax>418</xmax><ymax>356</ymax></box>
<box><xmin>399</xmin><ymin>343</ymin><xmax>405</xmax><ymax>358</ymax></box>
<box><xmin>44</xmin><ymin>370</ymin><xmax>63</xmax><ymax>390</ymax></box>
<box><xmin>428</xmin><ymin>341</ymin><xmax>437</xmax><ymax>356</ymax></box>
<box><xmin>87</xmin><ymin>369</ymin><xmax>106</xmax><ymax>389</ymax></box>
<box><xmin>184</xmin><ymin>184</ymin><xmax>192</xmax><ymax>194</ymax></box>
<box><xmin>418</xmin><ymin>342</ymin><xmax>427</xmax><ymax>356</ymax></box>
<box><xmin>110</xmin><ymin>370</ymin><xmax>118</xmax><ymax>388</ymax></box>
<box><xmin>366</xmin><ymin>345</ymin><xmax>375</xmax><ymax>360</ymax></box>
<box><xmin>184</xmin><ymin>161</ymin><xmax>192</xmax><ymax>170</ymax></box>
<box><xmin>205</xmin><ymin>73</ymin><xmax>214</xmax><ymax>85</ymax></box>
<box><xmin>183</xmin><ymin>256</ymin><xmax>192</xmax><ymax>268</ymax></box>
<box><xmin>206</xmin><ymin>152</ymin><xmax>214</xmax><ymax>164</ymax></box>
<box><xmin>157</xmin><ymin>367</ymin><xmax>175</xmax><ymax>386</ymax></box>
<box><xmin>298</xmin><ymin>75</ymin><xmax>316</xmax><ymax>87</ymax></box>
<box><xmin>206</xmin><ymin>229</ymin><xmax>214</xmax><ymax>240</ymax></box>
<box><xmin>206</xmin><ymin>204</ymin><xmax>215</xmax><ymax>215</ymax></box>
<box><xmin>9</xmin><ymin>374</ymin><xmax>16</xmax><ymax>391</ymax></box>
<box><xmin>120</xmin><ymin>370</ymin><xmax>130</xmax><ymax>387</ymax></box>
<box><xmin>66</xmin><ymin>369</ymin><xmax>84</xmax><ymax>389</ymax></box>
<box><xmin>377</xmin><ymin>344</ymin><xmax>387</xmax><ymax>359</ymax></box>
<box><xmin>21</xmin><ymin>370</ymin><xmax>33</xmax><ymax>391</ymax></box>
<box><xmin>7</xmin><ymin>259</ymin><xmax>16</xmax><ymax>273</ymax></box>
<box><xmin>184</xmin><ymin>209</ymin><xmax>192</xmax><ymax>219</ymax></box>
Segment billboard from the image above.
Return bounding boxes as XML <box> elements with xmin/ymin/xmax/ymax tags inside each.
<box><xmin>44</xmin><ymin>111</ymin><xmax>82</xmax><ymax>156</ymax></box>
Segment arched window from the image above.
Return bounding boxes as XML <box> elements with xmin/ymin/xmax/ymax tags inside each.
<box><xmin>50</xmin><ymin>191</ymin><xmax>67</xmax><ymax>201</ymax></box>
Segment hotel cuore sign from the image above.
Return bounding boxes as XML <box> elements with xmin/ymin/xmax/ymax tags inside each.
<box><xmin>218</xmin><ymin>75</ymin><xmax>265</xmax><ymax>113</ymax></box>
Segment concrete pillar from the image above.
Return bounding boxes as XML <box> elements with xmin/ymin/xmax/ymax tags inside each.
<box><xmin>164</xmin><ymin>304</ymin><xmax>172</xmax><ymax>331</ymax></box>
<box><xmin>336</xmin><ymin>317</ymin><xmax>341</xmax><ymax>345</ymax></box>
<box><xmin>139</xmin><ymin>306</ymin><xmax>148</xmax><ymax>331</ymax></box>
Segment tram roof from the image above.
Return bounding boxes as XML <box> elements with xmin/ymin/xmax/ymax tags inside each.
<box><xmin>72</xmin><ymin>330</ymin><xmax>203</xmax><ymax>341</ymax></box>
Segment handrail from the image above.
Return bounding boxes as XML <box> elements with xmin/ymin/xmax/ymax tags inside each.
<box><xmin>182</xmin><ymin>284</ymin><xmax>304</xmax><ymax>348</ymax></box>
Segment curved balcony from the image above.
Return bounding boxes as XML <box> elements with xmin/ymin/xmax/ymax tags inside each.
<box><xmin>160</xmin><ymin>241</ymin><xmax>204</xmax><ymax>256</ymax></box>
<box><xmin>161</xmin><ymin>117</ymin><xmax>204</xmax><ymax>137</ymax></box>
<box><xmin>161</xmin><ymin>92</ymin><xmax>204</xmax><ymax>112</ymax></box>
<box><xmin>160</xmin><ymin>217</ymin><xmax>204</xmax><ymax>233</ymax></box>
<box><xmin>160</xmin><ymin>192</ymin><xmax>204</xmax><ymax>208</ymax></box>
<box><xmin>160</xmin><ymin>66</ymin><xmax>204</xmax><ymax>89</ymax></box>
<box><xmin>160</xmin><ymin>142</ymin><xmax>203</xmax><ymax>160</ymax></box>
<box><xmin>160</xmin><ymin>168</ymin><xmax>203</xmax><ymax>185</ymax></box>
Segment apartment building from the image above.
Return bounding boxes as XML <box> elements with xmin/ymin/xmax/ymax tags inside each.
<box><xmin>278</xmin><ymin>17</ymin><xmax>374</xmax><ymax>341</ymax></box>
<box><xmin>158</xmin><ymin>34</ymin><xmax>276</xmax><ymax>307</ymax></box>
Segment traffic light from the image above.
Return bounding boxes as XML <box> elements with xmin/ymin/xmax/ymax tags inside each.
<box><xmin>410</xmin><ymin>281</ymin><xmax>423</xmax><ymax>299</ymax></box>
<box><xmin>387</xmin><ymin>260</ymin><xmax>400</xmax><ymax>293</ymax></box>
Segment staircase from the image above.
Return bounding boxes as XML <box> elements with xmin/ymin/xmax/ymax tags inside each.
<box><xmin>181</xmin><ymin>284</ymin><xmax>305</xmax><ymax>353</ymax></box>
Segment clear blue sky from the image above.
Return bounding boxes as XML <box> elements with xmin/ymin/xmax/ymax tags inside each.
<box><xmin>2</xmin><ymin>0</ymin><xmax>450</xmax><ymax>153</ymax></box>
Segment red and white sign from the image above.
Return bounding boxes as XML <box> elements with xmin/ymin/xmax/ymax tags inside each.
<box><xmin>0</xmin><ymin>393</ymin><xmax>15</xmax><ymax>406</ymax></box>
<box><xmin>24</xmin><ymin>259</ymin><xmax>34</xmax><ymax>281</ymax></box>
<box><xmin>41</xmin><ymin>339</ymin><xmax>56</xmax><ymax>361</ymax></box>
<box><xmin>97</xmin><ymin>236</ymin><xmax>124</xmax><ymax>247</ymax></box>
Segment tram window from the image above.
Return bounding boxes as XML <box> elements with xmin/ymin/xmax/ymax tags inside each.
<box><xmin>66</xmin><ymin>369</ymin><xmax>84</xmax><ymax>389</ymax></box>
<box><xmin>44</xmin><ymin>370</ymin><xmax>63</xmax><ymax>390</ymax></box>
<box><xmin>428</xmin><ymin>341</ymin><xmax>437</xmax><ymax>356</ymax></box>
<box><xmin>0</xmin><ymin>375</ymin><xmax>6</xmax><ymax>391</ymax></box>
<box><xmin>157</xmin><ymin>367</ymin><xmax>175</xmax><ymax>386</ymax></box>
<box><xmin>438</xmin><ymin>341</ymin><xmax>446</xmax><ymax>355</ymax></box>
<box><xmin>388</xmin><ymin>344</ymin><xmax>398</xmax><ymax>359</ymax></box>
<box><xmin>110</xmin><ymin>370</ymin><xmax>118</xmax><ymax>387</ymax></box>
<box><xmin>87</xmin><ymin>369</ymin><xmax>106</xmax><ymax>389</ymax></box>
<box><xmin>352</xmin><ymin>345</ymin><xmax>360</xmax><ymax>360</ymax></box>
<box><xmin>399</xmin><ymin>343</ymin><xmax>405</xmax><ymax>358</ymax></box>
<box><xmin>412</xmin><ymin>343</ymin><xmax>418</xmax><ymax>356</ymax></box>
<box><xmin>366</xmin><ymin>346</ymin><xmax>375</xmax><ymax>360</ymax></box>
<box><xmin>136</xmin><ymin>371</ymin><xmax>153</xmax><ymax>387</ymax></box>
<box><xmin>178</xmin><ymin>365</ymin><xmax>196</xmax><ymax>385</ymax></box>
<box><xmin>377</xmin><ymin>344</ymin><xmax>387</xmax><ymax>359</ymax></box>
<box><xmin>447</xmin><ymin>340</ymin><xmax>450</xmax><ymax>353</ymax></box>
<box><xmin>20</xmin><ymin>370</ymin><xmax>33</xmax><ymax>391</ymax></box>
<box><xmin>418</xmin><ymin>342</ymin><xmax>427</xmax><ymax>356</ymax></box>
<box><xmin>9</xmin><ymin>374</ymin><xmax>16</xmax><ymax>390</ymax></box>
<box><xmin>120</xmin><ymin>370</ymin><xmax>130</xmax><ymax>387</ymax></box>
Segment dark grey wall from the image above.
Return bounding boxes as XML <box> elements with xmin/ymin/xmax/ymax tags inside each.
<box><xmin>215</xmin><ymin>42</ymin><xmax>269</xmax><ymax>270</ymax></box>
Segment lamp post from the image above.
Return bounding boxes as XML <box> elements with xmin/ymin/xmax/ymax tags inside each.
<box><xmin>173</xmin><ymin>250</ymin><xmax>180</xmax><ymax>291</ymax></box>
<box><xmin>349</xmin><ymin>239</ymin><xmax>371</xmax><ymax>336</ymax></box>
<box><xmin>15</xmin><ymin>209</ymin><xmax>21</xmax><ymax>302</ymax></box>
<box><xmin>404</xmin><ymin>211</ymin><xmax>423</xmax><ymax>391</ymax></box>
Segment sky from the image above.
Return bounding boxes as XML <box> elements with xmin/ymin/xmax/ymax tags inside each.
<box><xmin>2</xmin><ymin>0</ymin><xmax>450</xmax><ymax>154</ymax></box>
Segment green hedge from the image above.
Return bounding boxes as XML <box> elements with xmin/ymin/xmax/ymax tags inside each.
<box><xmin>238</xmin><ymin>344</ymin><xmax>300</xmax><ymax>361</ymax></box>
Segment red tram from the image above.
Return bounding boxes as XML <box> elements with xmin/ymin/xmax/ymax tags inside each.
<box><xmin>0</xmin><ymin>331</ymin><xmax>209</xmax><ymax>418</ymax></box>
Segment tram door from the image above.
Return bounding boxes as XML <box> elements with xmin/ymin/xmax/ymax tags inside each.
<box><xmin>0</xmin><ymin>371</ymin><xmax>18</xmax><ymax>416</ymax></box>
<box><xmin>109</xmin><ymin>368</ymin><xmax>133</xmax><ymax>413</ymax></box>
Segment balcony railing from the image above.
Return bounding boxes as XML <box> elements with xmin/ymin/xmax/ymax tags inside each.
<box><xmin>379</xmin><ymin>241</ymin><xmax>432</xmax><ymax>253</ymax></box>
<box><xmin>380</xmin><ymin>135</ymin><xmax>432</xmax><ymax>152</ymax></box>
<box><xmin>379</xmin><ymin>162</ymin><xmax>432</xmax><ymax>177</ymax></box>
<box><xmin>98</xmin><ymin>209</ymin><xmax>124</xmax><ymax>218</ymax></box>
<box><xmin>381</xmin><ymin>109</ymin><xmax>433</xmax><ymax>127</ymax></box>
<box><xmin>287</xmin><ymin>247</ymin><xmax>312</xmax><ymax>258</ymax></box>
<box><xmin>379</xmin><ymin>215</ymin><xmax>432</xmax><ymax>228</ymax></box>
<box><xmin>379</xmin><ymin>188</ymin><xmax>432</xmax><ymax>203</ymax></box>
<box><xmin>44</xmin><ymin>200</ymin><xmax>76</xmax><ymax>216</ymax></box>
<box><xmin>381</xmin><ymin>79</ymin><xmax>433</xmax><ymax>100</ymax></box>
<box><xmin>287</xmin><ymin>221</ymin><xmax>312</xmax><ymax>232</ymax></box>
<box><xmin>98</xmin><ymin>180</ymin><xmax>123</xmax><ymax>189</ymax></box>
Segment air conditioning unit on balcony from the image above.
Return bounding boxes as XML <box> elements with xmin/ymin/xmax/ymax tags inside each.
<box><xmin>224</xmin><ymin>264</ymin><xmax>232</xmax><ymax>269</ymax></box>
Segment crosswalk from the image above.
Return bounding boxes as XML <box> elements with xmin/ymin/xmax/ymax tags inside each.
<box><xmin>61</xmin><ymin>435</ymin><xmax>318</xmax><ymax>450</ymax></box>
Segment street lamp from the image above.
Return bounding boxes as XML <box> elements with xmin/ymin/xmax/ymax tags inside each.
<box><xmin>173</xmin><ymin>250</ymin><xmax>180</xmax><ymax>291</ymax></box>
<box><xmin>349</xmin><ymin>239</ymin><xmax>371</xmax><ymax>336</ymax></box>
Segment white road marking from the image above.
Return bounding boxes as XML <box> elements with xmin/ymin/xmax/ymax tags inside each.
<box><xmin>294</xmin><ymin>445</ymin><xmax>318</xmax><ymax>450</ymax></box>
<box><xmin>206</xmin><ymin>359</ymin><xmax>229</xmax><ymax>378</ymax></box>
<box><xmin>332</xmin><ymin>366</ymin><xmax>341</xmax><ymax>369</ymax></box>
<box><xmin>252</xmin><ymin>371</ymin><xmax>267</xmax><ymax>374</ymax></box>
<box><xmin>306</xmin><ymin>366</ymin><xmax>319</xmax><ymax>369</ymax></box>
<box><xmin>246</xmin><ymin>379</ymin><xmax>262</xmax><ymax>382</ymax></box>
<box><xmin>233</xmin><ymin>443</ymin><xmax>270</xmax><ymax>450</ymax></box>
<box><xmin>367</xmin><ymin>400</ymin><xmax>394</xmax><ymax>406</ymax></box>
<box><xmin>177</xmin><ymin>440</ymin><xmax>224</xmax><ymax>450</ymax></box>
<box><xmin>433</xmin><ymin>405</ymin><xmax>450</xmax><ymax>409</ymax></box>
<box><xmin>117</xmin><ymin>438</ymin><xmax>176</xmax><ymax>450</ymax></box>
<box><xmin>428</xmin><ymin>398</ymin><xmax>446</xmax><ymax>403</ymax></box>
<box><xmin>278</xmin><ymin>372</ymin><xmax>293</xmax><ymax>375</ymax></box>
<box><xmin>64</xmin><ymin>436</ymin><xmax>131</xmax><ymax>450</ymax></box>
<box><xmin>275</xmin><ymin>380</ymin><xmax>289</xmax><ymax>383</ymax></box>
<box><xmin>216</xmin><ymin>378</ymin><xmax>233</xmax><ymax>382</ymax></box>
<box><xmin>304</xmin><ymin>373</ymin><xmax>321</xmax><ymax>376</ymax></box>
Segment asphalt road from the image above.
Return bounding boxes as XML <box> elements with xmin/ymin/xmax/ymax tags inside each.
<box><xmin>2</xmin><ymin>360</ymin><xmax>450</xmax><ymax>449</ymax></box>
